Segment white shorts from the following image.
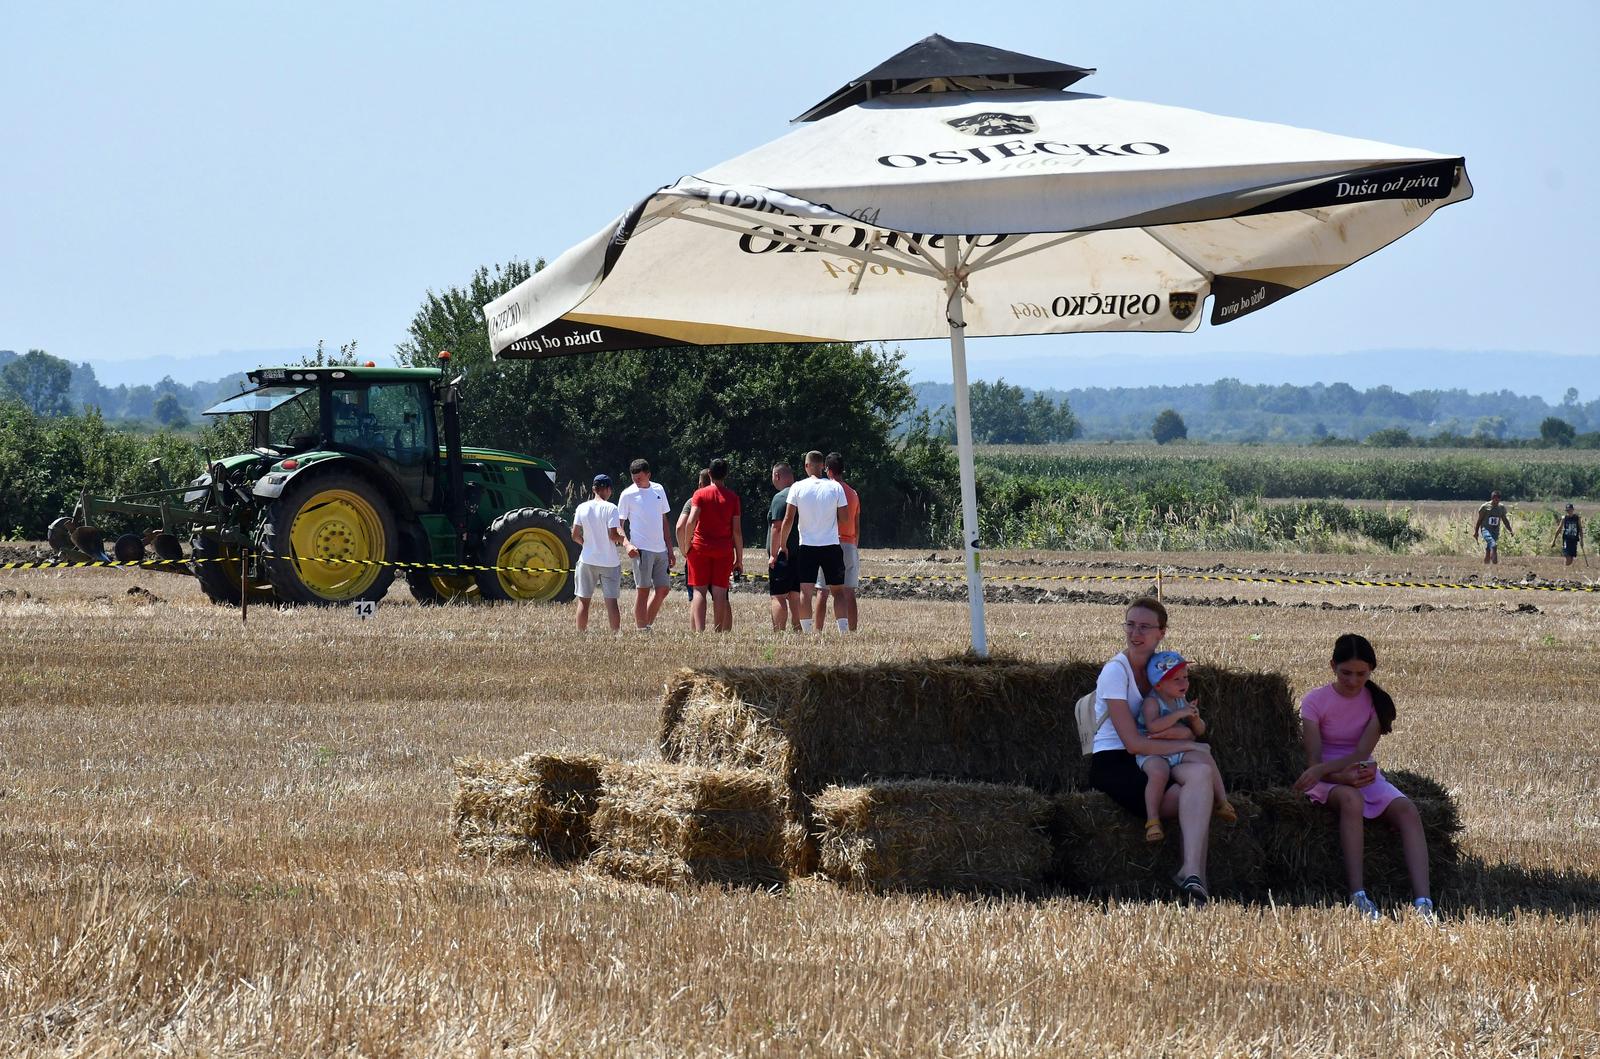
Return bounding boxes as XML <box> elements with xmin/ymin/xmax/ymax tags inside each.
<box><xmin>631</xmin><ymin>549</ymin><xmax>670</xmax><ymax>588</ymax></box>
<box><xmin>575</xmin><ymin>562</ymin><xmax>621</xmax><ymax>600</ymax></box>
<box><xmin>816</xmin><ymin>542</ymin><xmax>859</xmax><ymax>589</ymax></box>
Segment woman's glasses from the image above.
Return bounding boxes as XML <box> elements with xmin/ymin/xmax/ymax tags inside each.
<box><xmin>1124</xmin><ymin>621</ymin><xmax>1162</xmax><ymax>633</ymax></box>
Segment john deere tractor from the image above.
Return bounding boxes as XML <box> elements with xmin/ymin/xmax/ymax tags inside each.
<box><xmin>48</xmin><ymin>353</ymin><xmax>578</xmax><ymax>606</ymax></box>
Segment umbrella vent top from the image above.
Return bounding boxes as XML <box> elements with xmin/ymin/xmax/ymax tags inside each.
<box><xmin>794</xmin><ymin>34</ymin><xmax>1094</xmax><ymax>122</ymax></box>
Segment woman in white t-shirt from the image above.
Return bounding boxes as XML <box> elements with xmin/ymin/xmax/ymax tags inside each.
<box><xmin>1087</xmin><ymin>597</ymin><xmax>1217</xmax><ymax>903</ymax></box>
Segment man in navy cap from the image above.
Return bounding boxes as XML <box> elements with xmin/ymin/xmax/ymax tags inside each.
<box><xmin>570</xmin><ymin>473</ymin><xmax>624</xmax><ymax>631</ymax></box>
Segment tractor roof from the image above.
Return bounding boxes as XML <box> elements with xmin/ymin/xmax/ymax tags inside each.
<box><xmin>248</xmin><ymin>365</ymin><xmax>442</xmax><ymax>385</ymax></box>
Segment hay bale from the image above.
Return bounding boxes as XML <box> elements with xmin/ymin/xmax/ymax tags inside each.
<box><xmin>1049</xmin><ymin>791</ymin><xmax>1266</xmax><ymax>900</ymax></box>
<box><xmin>1251</xmin><ymin>782</ymin><xmax>1461</xmax><ymax>901</ymax></box>
<box><xmin>661</xmin><ymin>656</ymin><xmax>1101</xmax><ymax>798</ymax></box>
<box><xmin>588</xmin><ymin>762</ymin><xmax>792</xmax><ymax>888</ymax></box>
<box><xmin>811</xmin><ymin>780</ymin><xmax>1052</xmax><ymax>894</ymax></box>
<box><xmin>660</xmin><ymin>656</ymin><xmax>1303</xmax><ymax>798</ymax></box>
<box><xmin>452</xmin><ymin>753</ymin><xmax>605</xmax><ymax>861</ymax></box>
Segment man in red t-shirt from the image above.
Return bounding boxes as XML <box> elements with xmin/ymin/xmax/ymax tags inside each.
<box><xmin>682</xmin><ymin>458</ymin><xmax>743</xmax><ymax>632</ymax></box>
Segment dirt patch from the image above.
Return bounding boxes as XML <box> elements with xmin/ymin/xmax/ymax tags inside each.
<box><xmin>125</xmin><ymin>586</ymin><xmax>163</xmax><ymax>605</ymax></box>
<box><xmin>0</xmin><ymin>541</ymin><xmax>51</xmax><ymax>565</ymax></box>
<box><xmin>0</xmin><ymin>587</ymin><xmax>33</xmax><ymax>601</ymax></box>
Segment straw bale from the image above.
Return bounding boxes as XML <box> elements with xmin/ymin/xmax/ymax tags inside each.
<box><xmin>1251</xmin><ymin>776</ymin><xmax>1461</xmax><ymax>901</ymax></box>
<box><xmin>588</xmin><ymin>761</ymin><xmax>791</xmax><ymax>888</ymax></box>
<box><xmin>451</xmin><ymin>752</ymin><xmax>606</xmax><ymax>861</ymax></box>
<box><xmin>1048</xmin><ymin>791</ymin><xmax>1266</xmax><ymax>900</ymax></box>
<box><xmin>811</xmin><ymin>780</ymin><xmax>1053</xmax><ymax>894</ymax></box>
<box><xmin>660</xmin><ymin>656</ymin><xmax>1304</xmax><ymax>798</ymax></box>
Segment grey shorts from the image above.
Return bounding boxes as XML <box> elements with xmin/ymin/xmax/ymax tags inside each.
<box><xmin>815</xmin><ymin>542</ymin><xmax>860</xmax><ymax>589</ymax></box>
<box><xmin>575</xmin><ymin>562</ymin><xmax>621</xmax><ymax>600</ymax></box>
<box><xmin>631</xmin><ymin>549</ymin><xmax>670</xmax><ymax>588</ymax></box>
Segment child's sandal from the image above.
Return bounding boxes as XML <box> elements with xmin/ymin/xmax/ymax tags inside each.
<box><xmin>1144</xmin><ymin>818</ymin><xmax>1165</xmax><ymax>843</ymax></box>
<box><xmin>1214</xmin><ymin>800</ymin><xmax>1238</xmax><ymax>823</ymax></box>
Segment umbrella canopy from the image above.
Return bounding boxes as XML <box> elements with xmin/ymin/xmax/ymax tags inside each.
<box><xmin>484</xmin><ymin>36</ymin><xmax>1471</xmax><ymax>652</ymax></box>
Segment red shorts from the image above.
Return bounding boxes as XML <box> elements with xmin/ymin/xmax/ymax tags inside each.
<box><xmin>686</xmin><ymin>548</ymin><xmax>733</xmax><ymax>590</ymax></box>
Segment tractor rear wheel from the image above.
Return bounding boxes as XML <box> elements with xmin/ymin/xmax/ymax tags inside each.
<box><xmin>406</xmin><ymin>568</ymin><xmax>480</xmax><ymax>605</ymax></box>
<box><xmin>262</xmin><ymin>472</ymin><xmax>397</xmax><ymax>605</ymax></box>
<box><xmin>474</xmin><ymin>508</ymin><xmax>577</xmax><ymax>603</ymax></box>
<box><xmin>191</xmin><ymin>534</ymin><xmax>276</xmax><ymax>607</ymax></box>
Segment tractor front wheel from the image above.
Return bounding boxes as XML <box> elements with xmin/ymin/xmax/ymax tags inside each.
<box><xmin>262</xmin><ymin>473</ymin><xmax>397</xmax><ymax>605</ymax></box>
<box><xmin>474</xmin><ymin>508</ymin><xmax>577</xmax><ymax>603</ymax></box>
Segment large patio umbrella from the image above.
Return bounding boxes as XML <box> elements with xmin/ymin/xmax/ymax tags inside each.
<box><xmin>483</xmin><ymin>35</ymin><xmax>1471</xmax><ymax>654</ymax></box>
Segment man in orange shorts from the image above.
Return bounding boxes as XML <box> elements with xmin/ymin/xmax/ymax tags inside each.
<box><xmin>682</xmin><ymin>458</ymin><xmax>743</xmax><ymax>632</ymax></box>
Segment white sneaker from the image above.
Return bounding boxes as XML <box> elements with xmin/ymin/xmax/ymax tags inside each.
<box><xmin>1351</xmin><ymin>890</ymin><xmax>1381</xmax><ymax>921</ymax></box>
<box><xmin>1411</xmin><ymin>897</ymin><xmax>1437</xmax><ymax>922</ymax></box>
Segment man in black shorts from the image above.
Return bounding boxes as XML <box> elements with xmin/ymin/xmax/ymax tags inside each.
<box><xmin>773</xmin><ymin>450</ymin><xmax>848</xmax><ymax>633</ymax></box>
<box><xmin>766</xmin><ymin>462</ymin><xmax>803</xmax><ymax>630</ymax></box>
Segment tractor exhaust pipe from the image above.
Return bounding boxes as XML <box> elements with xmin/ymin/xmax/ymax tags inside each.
<box><xmin>439</xmin><ymin>350</ymin><xmax>468</xmax><ymax>567</ymax></box>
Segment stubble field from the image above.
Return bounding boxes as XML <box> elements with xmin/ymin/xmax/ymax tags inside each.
<box><xmin>2</xmin><ymin>548</ymin><xmax>1597</xmax><ymax>1057</ymax></box>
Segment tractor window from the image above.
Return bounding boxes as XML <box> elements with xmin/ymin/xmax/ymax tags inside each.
<box><xmin>331</xmin><ymin>382</ymin><xmax>433</xmax><ymax>466</ymax></box>
<box><xmin>264</xmin><ymin>389</ymin><xmax>322</xmax><ymax>450</ymax></box>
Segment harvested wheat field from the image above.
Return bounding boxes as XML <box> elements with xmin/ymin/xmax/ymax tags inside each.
<box><xmin>2</xmin><ymin>549</ymin><xmax>1598</xmax><ymax>1056</ymax></box>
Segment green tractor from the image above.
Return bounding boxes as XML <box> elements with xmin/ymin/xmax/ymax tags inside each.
<box><xmin>48</xmin><ymin>354</ymin><xmax>578</xmax><ymax>606</ymax></box>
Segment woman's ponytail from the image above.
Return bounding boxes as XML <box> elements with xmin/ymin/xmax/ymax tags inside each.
<box><xmin>1366</xmin><ymin>681</ymin><xmax>1396</xmax><ymax>735</ymax></box>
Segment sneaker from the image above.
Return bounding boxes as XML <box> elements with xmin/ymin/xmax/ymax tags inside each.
<box><xmin>1411</xmin><ymin>897</ymin><xmax>1437</xmax><ymax>922</ymax></box>
<box><xmin>1351</xmin><ymin>890</ymin><xmax>1381</xmax><ymax>921</ymax></box>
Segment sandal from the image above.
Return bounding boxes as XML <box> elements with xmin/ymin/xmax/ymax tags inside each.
<box><xmin>1214</xmin><ymin>800</ymin><xmax>1238</xmax><ymax>823</ymax></box>
<box><xmin>1175</xmin><ymin>874</ymin><xmax>1209</xmax><ymax>905</ymax></box>
<box><xmin>1144</xmin><ymin>818</ymin><xmax>1165</xmax><ymax>843</ymax></box>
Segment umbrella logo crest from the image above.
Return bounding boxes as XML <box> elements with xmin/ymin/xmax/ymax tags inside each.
<box><xmin>946</xmin><ymin>112</ymin><xmax>1037</xmax><ymax>137</ymax></box>
<box><xmin>1168</xmin><ymin>292</ymin><xmax>1198</xmax><ymax>321</ymax></box>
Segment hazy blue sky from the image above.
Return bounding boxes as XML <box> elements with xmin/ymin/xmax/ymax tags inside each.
<box><xmin>3</xmin><ymin>2</ymin><xmax>1593</xmax><ymax>384</ymax></box>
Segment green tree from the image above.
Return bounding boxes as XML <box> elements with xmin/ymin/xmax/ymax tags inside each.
<box><xmin>938</xmin><ymin>378</ymin><xmax>1078</xmax><ymax>444</ymax></box>
<box><xmin>395</xmin><ymin>260</ymin><xmax>958</xmax><ymax>546</ymax></box>
<box><xmin>1473</xmin><ymin>415</ymin><xmax>1508</xmax><ymax>440</ymax></box>
<box><xmin>153</xmin><ymin>393</ymin><xmax>190</xmax><ymax>429</ymax></box>
<box><xmin>1152</xmin><ymin>408</ymin><xmax>1188</xmax><ymax>445</ymax></box>
<box><xmin>1365</xmin><ymin>426</ymin><xmax>1414</xmax><ymax>447</ymax></box>
<box><xmin>1540</xmin><ymin>416</ymin><xmax>1576</xmax><ymax>447</ymax></box>
<box><xmin>0</xmin><ymin>349</ymin><xmax>73</xmax><ymax>417</ymax></box>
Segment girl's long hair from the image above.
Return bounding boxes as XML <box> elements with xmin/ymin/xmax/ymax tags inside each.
<box><xmin>1331</xmin><ymin>633</ymin><xmax>1396</xmax><ymax>734</ymax></box>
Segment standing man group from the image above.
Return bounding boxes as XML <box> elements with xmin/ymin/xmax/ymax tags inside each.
<box><xmin>772</xmin><ymin>450</ymin><xmax>852</xmax><ymax>633</ymax></box>
<box><xmin>617</xmin><ymin>458</ymin><xmax>674</xmax><ymax>633</ymax></box>
<box><xmin>1471</xmin><ymin>490</ymin><xmax>1514</xmax><ymax>565</ymax></box>
<box><xmin>570</xmin><ymin>473</ymin><xmax>624</xmax><ymax>632</ymax></box>
<box><xmin>681</xmin><ymin>458</ymin><xmax>743</xmax><ymax>632</ymax></box>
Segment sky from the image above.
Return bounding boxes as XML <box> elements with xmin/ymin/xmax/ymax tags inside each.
<box><xmin>3</xmin><ymin>1</ymin><xmax>1595</xmax><ymax>388</ymax></box>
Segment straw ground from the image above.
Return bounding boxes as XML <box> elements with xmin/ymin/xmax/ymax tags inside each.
<box><xmin>1</xmin><ymin>550</ymin><xmax>1597</xmax><ymax>1056</ymax></box>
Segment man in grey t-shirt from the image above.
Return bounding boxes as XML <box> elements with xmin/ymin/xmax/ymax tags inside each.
<box><xmin>1471</xmin><ymin>490</ymin><xmax>1513</xmax><ymax>565</ymax></box>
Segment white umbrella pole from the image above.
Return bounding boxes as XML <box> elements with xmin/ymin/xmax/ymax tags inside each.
<box><xmin>943</xmin><ymin>239</ymin><xmax>987</xmax><ymax>656</ymax></box>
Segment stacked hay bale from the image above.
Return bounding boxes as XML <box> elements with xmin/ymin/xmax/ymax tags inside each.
<box><xmin>1050</xmin><ymin>791</ymin><xmax>1266</xmax><ymax>899</ymax></box>
<box><xmin>452</xmin><ymin>753</ymin><xmax>605</xmax><ymax>860</ymax></box>
<box><xmin>588</xmin><ymin>762</ymin><xmax>794</xmax><ymax>888</ymax></box>
<box><xmin>812</xmin><ymin>781</ymin><xmax>1052</xmax><ymax>894</ymax></box>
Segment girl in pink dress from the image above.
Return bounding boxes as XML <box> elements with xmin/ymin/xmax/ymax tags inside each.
<box><xmin>1294</xmin><ymin>634</ymin><xmax>1435</xmax><ymax>921</ymax></box>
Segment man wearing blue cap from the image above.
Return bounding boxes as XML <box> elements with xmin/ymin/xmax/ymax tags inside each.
<box><xmin>570</xmin><ymin>474</ymin><xmax>624</xmax><ymax>631</ymax></box>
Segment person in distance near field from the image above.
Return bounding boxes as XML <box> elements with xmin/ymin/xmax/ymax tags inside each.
<box><xmin>682</xmin><ymin>459</ymin><xmax>743</xmax><ymax>632</ymax></box>
<box><xmin>570</xmin><ymin>474</ymin><xmax>624</xmax><ymax>633</ymax></box>
<box><xmin>774</xmin><ymin>450</ymin><xmax>847</xmax><ymax>633</ymax></box>
<box><xmin>765</xmin><ymin>462</ymin><xmax>804</xmax><ymax>631</ymax></box>
<box><xmin>1470</xmin><ymin>490</ymin><xmax>1513</xmax><ymax>565</ymax></box>
<box><xmin>1550</xmin><ymin>503</ymin><xmax>1584</xmax><ymax>567</ymax></box>
<box><xmin>617</xmin><ymin>458</ymin><xmax>674</xmax><ymax>633</ymax></box>
<box><xmin>811</xmin><ymin>451</ymin><xmax>861</xmax><ymax>633</ymax></box>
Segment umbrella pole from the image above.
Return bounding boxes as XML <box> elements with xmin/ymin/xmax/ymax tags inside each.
<box><xmin>943</xmin><ymin>240</ymin><xmax>988</xmax><ymax>656</ymax></box>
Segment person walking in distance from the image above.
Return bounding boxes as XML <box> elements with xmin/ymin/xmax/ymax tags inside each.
<box><xmin>682</xmin><ymin>459</ymin><xmax>743</xmax><ymax>632</ymax></box>
<box><xmin>812</xmin><ymin>451</ymin><xmax>861</xmax><ymax>632</ymax></box>
<box><xmin>1550</xmin><ymin>503</ymin><xmax>1584</xmax><ymax>567</ymax></box>
<box><xmin>766</xmin><ymin>462</ymin><xmax>804</xmax><ymax>631</ymax></box>
<box><xmin>1471</xmin><ymin>490</ymin><xmax>1513</xmax><ymax>565</ymax></box>
<box><xmin>774</xmin><ymin>450</ymin><xmax>847</xmax><ymax>633</ymax></box>
<box><xmin>570</xmin><ymin>474</ymin><xmax>624</xmax><ymax>633</ymax></box>
<box><xmin>617</xmin><ymin>458</ymin><xmax>674</xmax><ymax>632</ymax></box>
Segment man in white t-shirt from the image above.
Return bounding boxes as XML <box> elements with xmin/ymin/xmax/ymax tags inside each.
<box><xmin>570</xmin><ymin>473</ymin><xmax>624</xmax><ymax>632</ymax></box>
<box><xmin>617</xmin><ymin>457</ymin><xmax>674</xmax><ymax>632</ymax></box>
<box><xmin>773</xmin><ymin>450</ymin><xmax>847</xmax><ymax>633</ymax></box>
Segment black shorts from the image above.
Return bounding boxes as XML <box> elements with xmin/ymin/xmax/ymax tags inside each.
<box><xmin>767</xmin><ymin>553</ymin><xmax>800</xmax><ymax>595</ymax></box>
<box><xmin>796</xmin><ymin>543</ymin><xmax>845</xmax><ymax>587</ymax></box>
<box><xmin>1564</xmin><ymin>538</ymin><xmax>1579</xmax><ymax>558</ymax></box>
<box><xmin>1089</xmin><ymin>750</ymin><xmax>1150</xmax><ymax>817</ymax></box>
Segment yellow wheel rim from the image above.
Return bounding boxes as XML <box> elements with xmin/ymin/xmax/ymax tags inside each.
<box><xmin>212</xmin><ymin>543</ymin><xmax>274</xmax><ymax>600</ymax></box>
<box><xmin>495</xmin><ymin>527</ymin><xmax>569</xmax><ymax>601</ymax></box>
<box><xmin>430</xmin><ymin>573</ymin><xmax>479</xmax><ymax>602</ymax></box>
<box><xmin>288</xmin><ymin>488</ymin><xmax>384</xmax><ymax>599</ymax></box>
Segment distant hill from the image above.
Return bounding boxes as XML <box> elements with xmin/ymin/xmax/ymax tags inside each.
<box><xmin>86</xmin><ymin>348</ymin><xmax>316</xmax><ymax>388</ymax></box>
